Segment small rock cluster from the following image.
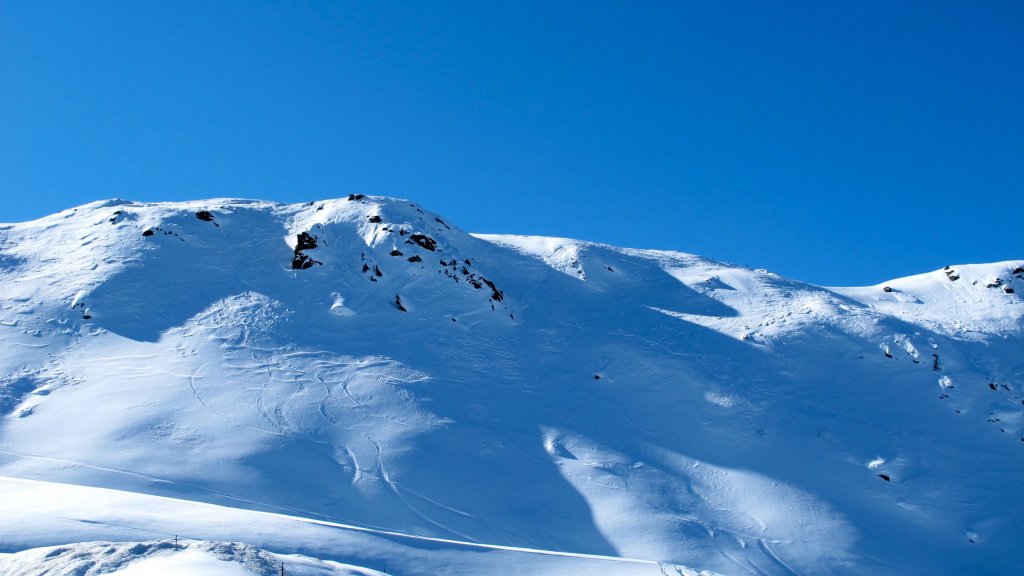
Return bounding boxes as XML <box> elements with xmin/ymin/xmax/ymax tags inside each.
<box><xmin>292</xmin><ymin>232</ymin><xmax>322</xmax><ymax>270</ymax></box>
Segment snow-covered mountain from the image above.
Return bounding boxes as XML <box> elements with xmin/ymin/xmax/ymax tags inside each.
<box><xmin>0</xmin><ymin>196</ymin><xmax>1021</xmax><ymax>575</ymax></box>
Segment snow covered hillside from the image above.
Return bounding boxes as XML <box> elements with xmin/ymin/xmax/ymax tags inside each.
<box><xmin>0</xmin><ymin>196</ymin><xmax>1021</xmax><ymax>575</ymax></box>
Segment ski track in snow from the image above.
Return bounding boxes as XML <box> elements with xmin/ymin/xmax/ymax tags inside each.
<box><xmin>0</xmin><ymin>475</ymin><xmax>668</xmax><ymax>567</ymax></box>
<box><xmin>0</xmin><ymin>450</ymin><xmax>344</xmax><ymax>522</ymax></box>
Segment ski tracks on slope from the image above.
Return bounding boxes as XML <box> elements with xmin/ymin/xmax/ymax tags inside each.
<box><xmin>0</xmin><ymin>475</ymin><xmax>691</xmax><ymax>573</ymax></box>
<box><xmin>363</xmin><ymin>433</ymin><xmax>481</xmax><ymax>544</ymax></box>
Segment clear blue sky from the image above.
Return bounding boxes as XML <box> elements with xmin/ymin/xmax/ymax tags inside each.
<box><xmin>2</xmin><ymin>1</ymin><xmax>1021</xmax><ymax>285</ymax></box>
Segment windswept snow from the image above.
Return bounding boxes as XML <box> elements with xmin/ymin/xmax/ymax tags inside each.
<box><xmin>832</xmin><ymin>261</ymin><xmax>1024</xmax><ymax>337</ymax></box>
<box><xmin>0</xmin><ymin>197</ymin><xmax>1021</xmax><ymax>575</ymax></box>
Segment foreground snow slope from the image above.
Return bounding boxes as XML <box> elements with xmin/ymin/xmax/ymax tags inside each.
<box><xmin>0</xmin><ymin>537</ymin><xmax>386</xmax><ymax>576</ymax></box>
<box><xmin>0</xmin><ymin>476</ymin><xmax>691</xmax><ymax>575</ymax></box>
<box><xmin>0</xmin><ymin>197</ymin><xmax>1021</xmax><ymax>575</ymax></box>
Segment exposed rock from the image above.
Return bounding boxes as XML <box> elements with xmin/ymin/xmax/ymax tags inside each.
<box><xmin>882</xmin><ymin>286</ymin><xmax>893</xmax><ymax>293</ymax></box>
<box><xmin>407</xmin><ymin>255</ymin><xmax>423</xmax><ymax>263</ymax></box>
<box><xmin>1005</xmin><ymin>287</ymin><xmax>1016</xmax><ymax>294</ymax></box>
<box><xmin>435</xmin><ymin>217</ymin><xmax>451</xmax><ymax>230</ymax></box>
<box><xmin>878</xmin><ymin>474</ymin><xmax>891</xmax><ymax>481</ymax></box>
<box><xmin>295</xmin><ymin>232</ymin><xmax>318</xmax><ymax>251</ymax></box>
<box><xmin>347</xmin><ymin>194</ymin><xmax>365</xmax><ymax>201</ymax></box>
<box><xmin>394</xmin><ymin>294</ymin><xmax>407</xmax><ymax>312</ymax></box>
<box><xmin>291</xmin><ymin>254</ymin><xmax>319</xmax><ymax>270</ymax></box>
<box><xmin>986</xmin><ymin>279</ymin><xmax>1002</xmax><ymax>288</ymax></box>
<box><xmin>481</xmin><ymin>278</ymin><xmax>504</xmax><ymax>301</ymax></box>
<box><xmin>291</xmin><ymin>232</ymin><xmax>321</xmax><ymax>270</ymax></box>
<box><xmin>195</xmin><ymin>210</ymin><xmax>214</xmax><ymax>222</ymax></box>
<box><xmin>410</xmin><ymin>234</ymin><xmax>437</xmax><ymax>251</ymax></box>
<box><xmin>374</xmin><ymin>265</ymin><xmax>383</xmax><ymax>277</ymax></box>
<box><xmin>368</xmin><ymin>215</ymin><xmax>382</xmax><ymax>223</ymax></box>
<box><xmin>141</xmin><ymin>230</ymin><xmax>154</xmax><ymax>237</ymax></box>
<box><xmin>390</xmin><ymin>249</ymin><xmax>404</xmax><ymax>257</ymax></box>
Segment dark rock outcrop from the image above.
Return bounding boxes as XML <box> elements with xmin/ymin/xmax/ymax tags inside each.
<box><xmin>410</xmin><ymin>234</ymin><xmax>437</xmax><ymax>251</ymax></box>
<box><xmin>291</xmin><ymin>232</ymin><xmax>321</xmax><ymax>270</ymax></box>
<box><xmin>292</xmin><ymin>254</ymin><xmax>319</xmax><ymax>270</ymax></box>
<box><xmin>481</xmin><ymin>278</ymin><xmax>504</xmax><ymax>302</ymax></box>
<box><xmin>296</xmin><ymin>232</ymin><xmax>318</xmax><ymax>251</ymax></box>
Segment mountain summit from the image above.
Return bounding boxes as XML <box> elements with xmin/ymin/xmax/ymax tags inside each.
<box><xmin>1</xmin><ymin>197</ymin><xmax>1022</xmax><ymax>575</ymax></box>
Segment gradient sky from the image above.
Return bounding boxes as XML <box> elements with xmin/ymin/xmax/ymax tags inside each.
<box><xmin>2</xmin><ymin>1</ymin><xmax>1021</xmax><ymax>285</ymax></box>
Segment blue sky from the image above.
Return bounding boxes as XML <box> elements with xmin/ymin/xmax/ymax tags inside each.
<box><xmin>2</xmin><ymin>1</ymin><xmax>1021</xmax><ymax>285</ymax></box>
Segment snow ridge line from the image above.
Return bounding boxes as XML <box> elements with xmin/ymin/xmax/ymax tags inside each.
<box><xmin>0</xmin><ymin>475</ymin><xmax>661</xmax><ymax>566</ymax></box>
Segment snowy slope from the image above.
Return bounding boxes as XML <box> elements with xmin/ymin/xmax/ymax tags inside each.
<box><xmin>0</xmin><ymin>538</ymin><xmax>385</xmax><ymax>576</ymax></box>
<box><xmin>0</xmin><ymin>475</ymin><xmax>694</xmax><ymax>576</ymax></box>
<box><xmin>0</xmin><ymin>197</ymin><xmax>1021</xmax><ymax>575</ymax></box>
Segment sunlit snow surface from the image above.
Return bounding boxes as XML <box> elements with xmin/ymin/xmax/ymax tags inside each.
<box><xmin>0</xmin><ymin>197</ymin><xmax>1021</xmax><ymax>575</ymax></box>
<box><xmin>0</xmin><ymin>537</ymin><xmax>385</xmax><ymax>576</ymax></box>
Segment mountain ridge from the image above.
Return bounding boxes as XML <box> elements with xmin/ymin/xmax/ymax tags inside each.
<box><xmin>0</xmin><ymin>196</ymin><xmax>1021</xmax><ymax>575</ymax></box>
